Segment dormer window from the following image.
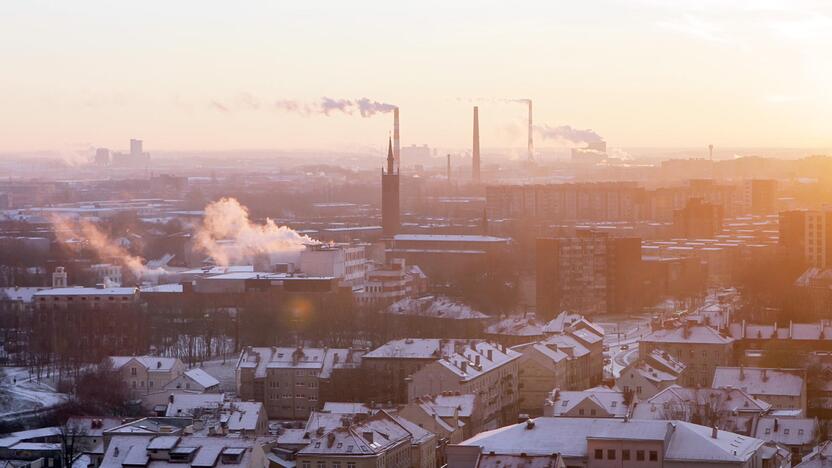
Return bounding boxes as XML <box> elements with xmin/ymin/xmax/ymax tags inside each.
<box><xmin>220</xmin><ymin>448</ymin><xmax>245</xmax><ymax>464</ymax></box>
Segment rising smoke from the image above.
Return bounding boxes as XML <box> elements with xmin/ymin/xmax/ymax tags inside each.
<box><xmin>535</xmin><ymin>124</ymin><xmax>604</xmax><ymax>145</ymax></box>
<box><xmin>210</xmin><ymin>95</ymin><xmax>397</xmax><ymax>117</ymax></box>
<box><xmin>51</xmin><ymin>216</ymin><xmax>164</xmax><ymax>282</ymax></box>
<box><xmin>195</xmin><ymin>198</ymin><xmax>318</xmax><ymax>266</ymax></box>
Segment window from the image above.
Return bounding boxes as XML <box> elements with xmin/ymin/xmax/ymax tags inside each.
<box><xmin>622</xmin><ymin>450</ymin><xmax>630</xmax><ymax>460</ymax></box>
<box><xmin>594</xmin><ymin>449</ymin><xmax>603</xmax><ymax>460</ymax></box>
<box><xmin>578</xmin><ymin>409</ymin><xmax>585</xmax><ymax>416</ymax></box>
<box><xmin>765</xmin><ymin>428</ymin><xmax>771</xmax><ymax>435</ymax></box>
<box><xmin>333</xmin><ymin>463</ymin><xmax>340</xmax><ymax>468</ymax></box>
<box><xmin>784</xmin><ymin>428</ymin><xmax>790</xmax><ymax>435</ymax></box>
<box><xmin>607</xmin><ymin>449</ymin><xmax>615</xmax><ymax>460</ymax></box>
<box><xmin>318</xmin><ymin>462</ymin><xmax>325</xmax><ymax>468</ymax></box>
<box><xmin>302</xmin><ymin>462</ymin><xmax>310</xmax><ymax>468</ymax></box>
<box><xmin>149</xmin><ymin>381</ymin><xmax>153</xmax><ymax>388</ymax></box>
<box><xmin>131</xmin><ymin>367</ymin><xmax>137</xmax><ymax>376</ymax></box>
<box><xmin>636</xmin><ymin>450</ymin><xmax>645</xmax><ymax>461</ymax></box>
<box><xmin>649</xmin><ymin>451</ymin><xmax>658</xmax><ymax>461</ymax></box>
<box><xmin>347</xmin><ymin>463</ymin><xmax>355</xmax><ymax>468</ymax></box>
<box><xmin>590</xmin><ymin>409</ymin><xmax>596</xmax><ymax>416</ymax></box>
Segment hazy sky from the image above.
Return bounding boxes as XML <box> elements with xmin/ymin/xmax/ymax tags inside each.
<box><xmin>1</xmin><ymin>0</ymin><xmax>831</xmax><ymax>154</ymax></box>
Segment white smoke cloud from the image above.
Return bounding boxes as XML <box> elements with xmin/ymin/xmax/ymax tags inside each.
<box><xmin>209</xmin><ymin>95</ymin><xmax>396</xmax><ymax>118</ymax></box>
<box><xmin>51</xmin><ymin>216</ymin><xmax>165</xmax><ymax>282</ymax></box>
<box><xmin>535</xmin><ymin>124</ymin><xmax>605</xmax><ymax>146</ymax></box>
<box><xmin>195</xmin><ymin>198</ymin><xmax>318</xmax><ymax>266</ymax></box>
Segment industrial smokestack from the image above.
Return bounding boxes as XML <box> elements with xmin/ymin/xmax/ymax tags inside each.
<box><xmin>527</xmin><ymin>100</ymin><xmax>534</xmax><ymax>161</ymax></box>
<box><xmin>473</xmin><ymin>106</ymin><xmax>481</xmax><ymax>183</ymax></box>
<box><xmin>708</xmin><ymin>144</ymin><xmax>713</xmax><ymax>161</ymax></box>
<box><xmin>447</xmin><ymin>154</ymin><xmax>452</xmax><ymax>183</ymax></box>
<box><xmin>393</xmin><ymin>107</ymin><xmax>400</xmax><ymax>169</ymax></box>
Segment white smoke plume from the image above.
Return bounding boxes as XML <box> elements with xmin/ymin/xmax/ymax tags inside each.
<box><xmin>195</xmin><ymin>198</ymin><xmax>318</xmax><ymax>267</ymax></box>
<box><xmin>535</xmin><ymin>124</ymin><xmax>604</xmax><ymax>146</ymax></box>
<box><xmin>209</xmin><ymin>95</ymin><xmax>396</xmax><ymax>118</ymax></box>
<box><xmin>51</xmin><ymin>216</ymin><xmax>164</xmax><ymax>282</ymax></box>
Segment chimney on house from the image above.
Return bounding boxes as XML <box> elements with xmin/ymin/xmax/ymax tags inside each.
<box><xmin>711</xmin><ymin>425</ymin><xmax>718</xmax><ymax>439</ymax></box>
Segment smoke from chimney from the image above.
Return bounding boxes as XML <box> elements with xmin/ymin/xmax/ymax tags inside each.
<box><xmin>535</xmin><ymin>124</ymin><xmax>604</xmax><ymax>146</ymax></box>
<box><xmin>195</xmin><ymin>198</ymin><xmax>318</xmax><ymax>266</ymax></box>
<box><xmin>51</xmin><ymin>216</ymin><xmax>164</xmax><ymax>281</ymax></box>
<box><xmin>209</xmin><ymin>95</ymin><xmax>397</xmax><ymax>119</ymax></box>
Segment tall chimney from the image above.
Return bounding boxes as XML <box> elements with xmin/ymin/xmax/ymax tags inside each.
<box><xmin>393</xmin><ymin>107</ymin><xmax>401</xmax><ymax>169</ymax></box>
<box><xmin>447</xmin><ymin>154</ymin><xmax>452</xmax><ymax>183</ymax></box>
<box><xmin>527</xmin><ymin>100</ymin><xmax>534</xmax><ymax>161</ymax></box>
<box><xmin>472</xmin><ymin>106</ymin><xmax>481</xmax><ymax>183</ymax></box>
<box><xmin>708</xmin><ymin>144</ymin><xmax>713</xmax><ymax>161</ymax></box>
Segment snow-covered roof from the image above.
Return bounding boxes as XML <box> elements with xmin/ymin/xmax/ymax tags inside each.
<box><xmin>165</xmin><ymin>393</ymin><xmax>225</xmax><ymax>417</ymax></box>
<box><xmin>364</xmin><ymin>339</ymin><xmax>458</xmax><ymax>360</ymax></box>
<box><xmin>393</xmin><ymin>234</ymin><xmax>509</xmax><ymax>243</ymax></box>
<box><xmin>754</xmin><ymin>417</ymin><xmax>817</xmax><ymax>447</ymax></box>
<box><xmin>35</xmin><ymin>287</ymin><xmax>137</xmax><ymax>297</ymax></box>
<box><xmin>643</xmin><ymin>325</ymin><xmax>733</xmax><ymax>345</ymax></box>
<box><xmin>486</xmin><ymin>315</ymin><xmax>544</xmax><ymax>337</ymax></box>
<box><xmin>632</xmin><ymin>385</ymin><xmax>771</xmax><ymax>421</ymax></box>
<box><xmin>712</xmin><ymin>367</ymin><xmax>804</xmax><ymax>398</ymax></box>
<box><xmin>109</xmin><ymin>356</ymin><xmax>180</xmax><ymax>373</ymax></box>
<box><xmin>547</xmin><ymin>387</ymin><xmax>628</xmax><ymax>418</ymax></box>
<box><xmin>797</xmin><ymin>440</ymin><xmax>832</xmax><ymax>467</ymax></box>
<box><xmin>459</xmin><ymin>417</ymin><xmax>763</xmax><ymax>462</ymax></box>
<box><xmin>183</xmin><ymin>368</ymin><xmax>220</xmax><ymax>389</ymax></box>
<box><xmin>385</xmin><ymin>296</ymin><xmax>489</xmax><ymax>320</ymax></box>
<box><xmin>0</xmin><ymin>287</ymin><xmax>48</xmax><ymax>303</ymax></box>
<box><xmin>437</xmin><ymin>342</ymin><xmax>521</xmax><ymax>382</ymax></box>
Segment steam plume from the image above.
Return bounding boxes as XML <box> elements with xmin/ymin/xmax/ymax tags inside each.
<box><xmin>210</xmin><ymin>95</ymin><xmax>396</xmax><ymax>118</ymax></box>
<box><xmin>51</xmin><ymin>216</ymin><xmax>163</xmax><ymax>281</ymax></box>
<box><xmin>195</xmin><ymin>198</ymin><xmax>318</xmax><ymax>266</ymax></box>
<box><xmin>535</xmin><ymin>124</ymin><xmax>604</xmax><ymax>145</ymax></box>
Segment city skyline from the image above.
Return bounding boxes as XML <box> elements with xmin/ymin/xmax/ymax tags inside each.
<box><xmin>1</xmin><ymin>0</ymin><xmax>831</xmax><ymax>153</ymax></box>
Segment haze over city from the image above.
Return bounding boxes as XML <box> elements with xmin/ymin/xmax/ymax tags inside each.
<box><xmin>4</xmin><ymin>2</ymin><xmax>832</xmax><ymax>468</ymax></box>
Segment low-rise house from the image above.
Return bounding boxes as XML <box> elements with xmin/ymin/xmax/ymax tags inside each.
<box><xmin>295</xmin><ymin>411</ymin><xmax>436</xmax><ymax>468</ymax></box>
<box><xmin>163</xmin><ymin>368</ymin><xmax>221</xmax><ymax>393</ymax></box>
<box><xmin>162</xmin><ymin>394</ymin><xmax>268</xmax><ymax>436</ymax></box>
<box><xmin>447</xmin><ymin>417</ymin><xmax>779</xmax><ymax>468</ymax></box>
<box><xmin>712</xmin><ymin>367</ymin><xmax>807</xmax><ymax>414</ymax></box>
<box><xmin>109</xmin><ymin>356</ymin><xmax>186</xmax><ymax>398</ymax></box>
<box><xmin>640</xmin><ymin>324</ymin><xmax>734</xmax><ymax>387</ymax></box>
<box><xmin>617</xmin><ymin>349</ymin><xmax>687</xmax><ymax>400</ymax></box>
<box><xmin>631</xmin><ymin>385</ymin><xmax>771</xmax><ymax>435</ymax></box>
<box><xmin>513</xmin><ymin>342</ymin><xmax>568</xmax><ymax>416</ymax></box>
<box><xmin>543</xmin><ymin>387</ymin><xmax>630</xmax><ymax>419</ymax></box>
<box><xmin>753</xmin><ymin>417</ymin><xmax>819</xmax><ymax>464</ymax></box>
<box><xmin>406</xmin><ymin>341</ymin><xmax>520</xmax><ymax>429</ymax></box>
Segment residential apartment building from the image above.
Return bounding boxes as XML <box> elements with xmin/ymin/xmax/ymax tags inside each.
<box><xmin>236</xmin><ymin>346</ymin><xmax>364</xmax><ymax>419</ymax></box>
<box><xmin>536</xmin><ymin>231</ymin><xmax>642</xmax><ymax>318</ymax></box>
<box><xmin>712</xmin><ymin>367</ymin><xmax>807</xmax><ymax>413</ymax></box>
<box><xmin>672</xmin><ymin>197</ymin><xmax>724</xmax><ymax>238</ymax></box>
<box><xmin>632</xmin><ymin>385</ymin><xmax>771</xmax><ymax>436</ymax></box>
<box><xmin>617</xmin><ymin>349</ymin><xmax>687</xmax><ymax>400</ymax></box>
<box><xmin>447</xmin><ymin>417</ymin><xmax>780</xmax><ymax>468</ymax></box>
<box><xmin>362</xmin><ymin>339</ymin><xmax>463</xmax><ymax>404</ymax></box>
<box><xmin>295</xmin><ymin>411</ymin><xmax>436</xmax><ymax>468</ymax></box>
<box><xmin>406</xmin><ymin>341</ymin><xmax>520</xmax><ymax>429</ymax></box>
<box><xmin>779</xmin><ymin>209</ymin><xmax>832</xmax><ymax>268</ymax></box>
<box><xmin>639</xmin><ymin>324</ymin><xmax>734</xmax><ymax>387</ymax></box>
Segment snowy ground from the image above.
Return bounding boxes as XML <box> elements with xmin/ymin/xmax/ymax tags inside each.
<box><xmin>0</xmin><ymin>367</ymin><xmax>70</xmax><ymax>419</ymax></box>
<box><xmin>596</xmin><ymin>314</ymin><xmax>652</xmax><ymax>379</ymax></box>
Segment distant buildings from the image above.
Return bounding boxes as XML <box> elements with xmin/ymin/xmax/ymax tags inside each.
<box><xmin>109</xmin><ymin>355</ymin><xmax>186</xmax><ymax>399</ymax></box>
<box><xmin>779</xmin><ymin>209</ymin><xmax>832</xmax><ymax>268</ymax></box>
<box><xmin>712</xmin><ymin>367</ymin><xmax>807</xmax><ymax>414</ymax></box>
<box><xmin>672</xmin><ymin>197</ymin><xmax>723</xmax><ymax>238</ymax></box>
<box><xmin>543</xmin><ymin>387</ymin><xmax>630</xmax><ymax>418</ymax></box>
<box><xmin>536</xmin><ymin>230</ymin><xmax>642</xmax><ymax>318</ymax></box>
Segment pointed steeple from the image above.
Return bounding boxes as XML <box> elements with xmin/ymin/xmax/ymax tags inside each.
<box><xmin>386</xmin><ymin>136</ymin><xmax>395</xmax><ymax>174</ymax></box>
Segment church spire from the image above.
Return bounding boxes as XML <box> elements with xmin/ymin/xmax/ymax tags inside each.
<box><xmin>387</xmin><ymin>135</ymin><xmax>395</xmax><ymax>174</ymax></box>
